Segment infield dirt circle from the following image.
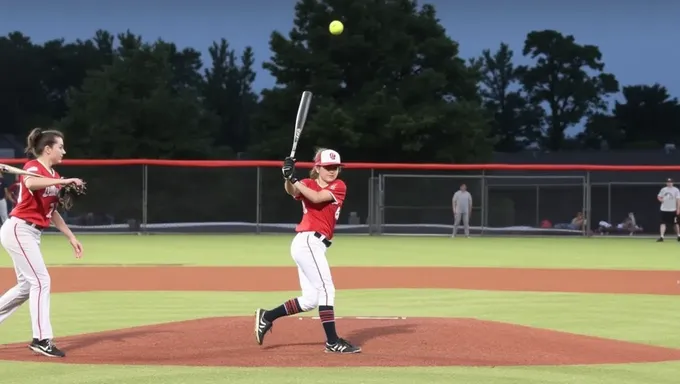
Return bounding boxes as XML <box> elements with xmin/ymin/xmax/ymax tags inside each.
<box><xmin>0</xmin><ymin>266</ymin><xmax>679</xmax><ymax>367</ymax></box>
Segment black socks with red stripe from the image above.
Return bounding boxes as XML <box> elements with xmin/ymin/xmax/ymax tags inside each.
<box><xmin>264</xmin><ymin>301</ymin><xmax>339</xmax><ymax>344</ymax></box>
<box><xmin>264</xmin><ymin>298</ymin><xmax>302</xmax><ymax>322</ymax></box>
<box><xmin>319</xmin><ymin>305</ymin><xmax>339</xmax><ymax>344</ymax></box>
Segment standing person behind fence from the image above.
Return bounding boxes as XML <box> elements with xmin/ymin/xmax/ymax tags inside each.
<box><xmin>0</xmin><ymin>128</ymin><xmax>85</xmax><ymax>358</ymax></box>
<box><xmin>656</xmin><ymin>178</ymin><xmax>680</xmax><ymax>242</ymax></box>
<box><xmin>0</xmin><ymin>172</ymin><xmax>11</xmax><ymax>224</ymax></box>
<box><xmin>452</xmin><ymin>183</ymin><xmax>472</xmax><ymax>237</ymax></box>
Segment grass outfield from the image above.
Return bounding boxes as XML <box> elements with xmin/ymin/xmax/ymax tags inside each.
<box><xmin>2</xmin><ymin>234</ymin><xmax>678</xmax><ymax>269</ymax></box>
<box><xmin>0</xmin><ymin>234</ymin><xmax>678</xmax><ymax>384</ymax></box>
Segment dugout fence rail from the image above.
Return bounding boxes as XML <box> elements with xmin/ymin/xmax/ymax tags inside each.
<box><xmin>0</xmin><ymin>158</ymin><xmax>675</xmax><ymax>237</ymax></box>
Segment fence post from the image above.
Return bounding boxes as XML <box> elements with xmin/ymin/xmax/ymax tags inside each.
<box><xmin>256</xmin><ymin>166</ymin><xmax>261</xmax><ymax>234</ymax></box>
<box><xmin>142</xmin><ymin>164</ymin><xmax>148</xmax><ymax>234</ymax></box>
<box><xmin>367</xmin><ymin>168</ymin><xmax>374</xmax><ymax>235</ymax></box>
<box><xmin>535</xmin><ymin>185</ymin><xmax>540</xmax><ymax>227</ymax></box>
<box><xmin>607</xmin><ymin>182</ymin><xmax>612</xmax><ymax>224</ymax></box>
<box><xmin>378</xmin><ymin>172</ymin><xmax>385</xmax><ymax>235</ymax></box>
<box><xmin>585</xmin><ymin>171</ymin><xmax>591</xmax><ymax>235</ymax></box>
<box><xmin>480</xmin><ymin>169</ymin><xmax>488</xmax><ymax>236</ymax></box>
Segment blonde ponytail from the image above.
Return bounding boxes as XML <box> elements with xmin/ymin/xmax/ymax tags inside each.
<box><xmin>308</xmin><ymin>147</ymin><xmax>328</xmax><ymax>179</ymax></box>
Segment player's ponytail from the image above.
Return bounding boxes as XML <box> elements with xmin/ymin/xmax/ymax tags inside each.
<box><xmin>24</xmin><ymin>127</ymin><xmax>64</xmax><ymax>158</ymax></box>
<box><xmin>309</xmin><ymin>147</ymin><xmax>328</xmax><ymax>179</ymax></box>
<box><xmin>25</xmin><ymin>128</ymin><xmax>43</xmax><ymax>157</ymax></box>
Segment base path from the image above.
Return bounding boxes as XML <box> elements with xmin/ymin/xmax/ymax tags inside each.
<box><xmin>0</xmin><ymin>266</ymin><xmax>677</xmax><ymax>295</ymax></box>
<box><xmin>1</xmin><ymin>317</ymin><xmax>680</xmax><ymax>367</ymax></box>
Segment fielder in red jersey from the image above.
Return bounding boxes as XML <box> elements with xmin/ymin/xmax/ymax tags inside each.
<box><xmin>11</xmin><ymin>160</ymin><xmax>63</xmax><ymax>228</ymax></box>
<box><xmin>254</xmin><ymin>148</ymin><xmax>361</xmax><ymax>354</ymax></box>
<box><xmin>0</xmin><ymin>128</ymin><xmax>84</xmax><ymax>358</ymax></box>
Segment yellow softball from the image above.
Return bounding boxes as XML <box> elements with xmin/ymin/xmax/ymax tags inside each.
<box><xmin>329</xmin><ymin>20</ymin><xmax>344</xmax><ymax>35</ymax></box>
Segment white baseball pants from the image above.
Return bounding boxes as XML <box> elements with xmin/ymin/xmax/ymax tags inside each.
<box><xmin>0</xmin><ymin>217</ymin><xmax>54</xmax><ymax>340</ymax></box>
<box><xmin>290</xmin><ymin>231</ymin><xmax>335</xmax><ymax>310</ymax></box>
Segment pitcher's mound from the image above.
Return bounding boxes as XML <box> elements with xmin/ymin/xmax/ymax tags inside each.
<box><xmin>1</xmin><ymin>316</ymin><xmax>680</xmax><ymax>367</ymax></box>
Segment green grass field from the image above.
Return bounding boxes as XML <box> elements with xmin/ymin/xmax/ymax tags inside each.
<box><xmin>0</xmin><ymin>234</ymin><xmax>679</xmax><ymax>384</ymax></box>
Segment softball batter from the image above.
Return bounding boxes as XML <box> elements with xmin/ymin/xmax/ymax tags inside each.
<box><xmin>0</xmin><ymin>128</ymin><xmax>84</xmax><ymax>358</ymax></box>
<box><xmin>254</xmin><ymin>148</ymin><xmax>361</xmax><ymax>354</ymax></box>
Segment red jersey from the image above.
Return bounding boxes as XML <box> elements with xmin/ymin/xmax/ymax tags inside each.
<box><xmin>294</xmin><ymin>178</ymin><xmax>347</xmax><ymax>240</ymax></box>
<box><xmin>10</xmin><ymin>160</ymin><xmax>62</xmax><ymax>228</ymax></box>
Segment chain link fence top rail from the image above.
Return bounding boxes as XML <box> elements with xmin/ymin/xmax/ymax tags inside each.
<box><xmin>0</xmin><ymin>158</ymin><xmax>676</xmax><ymax>236</ymax></box>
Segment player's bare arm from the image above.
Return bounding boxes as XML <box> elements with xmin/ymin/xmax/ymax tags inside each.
<box><xmin>50</xmin><ymin>211</ymin><xmax>75</xmax><ymax>240</ymax></box>
<box><xmin>294</xmin><ymin>181</ymin><xmax>335</xmax><ymax>204</ymax></box>
<box><xmin>50</xmin><ymin>211</ymin><xmax>83</xmax><ymax>258</ymax></box>
<box><xmin>24</xmin><ymin>177</ymin><xmax>82</xmax><ymax>191</ymax></box>
<box><xmin>284</xmin><ymin>180</ymin><xmax>300</xmax><ymax>197</ymax></box>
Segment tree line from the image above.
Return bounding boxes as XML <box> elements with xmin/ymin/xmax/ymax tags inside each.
<box><xmin>1</xmin><ymin>0</ymin><xmax>678</xmax><ymax>163</ymax></box>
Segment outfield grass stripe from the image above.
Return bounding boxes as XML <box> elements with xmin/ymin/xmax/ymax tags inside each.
<box><xmin>2</xmin><ymin>235</ymin><xmax>678</xmax><ymax>270</ymax></box>
<box><xmin>1</xmin><ymin>362</ymin><xmax>680</xmax><ymax>384</ymax></box>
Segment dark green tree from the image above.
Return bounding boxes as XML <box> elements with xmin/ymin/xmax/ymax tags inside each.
<box><xmin>0</xmin><ymin>30</ymin><xmax>116</xmax><ymax>138</ymax></box>
<box><xmin>579</xmin><ymin>84</ymin><xmax>680</xmax><ymax>149</ymax></box>
<box><xmin>39</xmin><ymin>30</ymin><xmax>116</xmax><ymax>121</ymax></box>
<box><xmin>517</xmin><ymin>30</ymin><xmax>619</xmax><ymax>151</ymax></box>
<box><xmin>59</xmin><ymin>31</ymin><xmax>219</xmax><ymax>159</ymax></box>
<box><xmin>251</xmin><ymin>0</ymin><xmax>492</xmax><ymax>162</ymax></box>
<box><xmin>202</xmin><ymin>39</ymin><xmax>258</xmax><ymax>156</ymax></box>
<box><xmin>471</xmin><ymin>42</ymin><xmax>543</xmax><ymax>152</ymax></box>
<box><xmin>0</xmin><ymin>32</ymin><xmax>52</xmax><ymax>135</ymax></box>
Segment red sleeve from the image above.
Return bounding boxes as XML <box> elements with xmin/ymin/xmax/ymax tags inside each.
<box><xmin>328</xmin><ymin>180</ymin><xmax>347</xmax><ymax>204</ymax></box>
<box><xmin>293</xmin><ymin>178</ymin><xmax>312</xmax><ymax>200</ymax></box>
<box><xmin>22</xmin><ymin>161</ymin><xmax>40</xmax><ymax>183</ymax></box>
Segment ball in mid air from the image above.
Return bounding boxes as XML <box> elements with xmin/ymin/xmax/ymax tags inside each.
<box><xmin>329</xmin><ymin>20</ymin><xmax>344</xmax><ymax>35</ymax></box>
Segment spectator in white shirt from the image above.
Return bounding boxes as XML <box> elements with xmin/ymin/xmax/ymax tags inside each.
<box><xmin>656</xmin><ymin>178</ymin><xmax>680</xmax><ymax>242</ymax></box>
<box><xmin>452</xmin><ymin>184</ymin><xmax>472</xmax><ymax>237</ymax></box>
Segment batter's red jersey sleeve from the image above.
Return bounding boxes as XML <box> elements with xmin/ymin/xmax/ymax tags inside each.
<box><xmin>328</xmin><ymin>180</ymin><xmax>347</xmax><ymax>205</ymax></box>
<box><xmin>293</xmin><ymin>179</ymin><xmax>313</xmax><ymax>200</ymax></box>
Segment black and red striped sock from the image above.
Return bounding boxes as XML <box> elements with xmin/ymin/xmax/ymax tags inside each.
<box><xmin>319</xmin><ymin>305</ymin><xmax>339</xmax><ymax>344</ymax></box>
<box><xmin>264</xmin><ymin>298</ymin><xmax>302</xmax><ymax>322</ymax></box>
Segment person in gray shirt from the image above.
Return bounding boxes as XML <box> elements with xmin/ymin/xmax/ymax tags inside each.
<box><xmin>452</xmin><ymin>183</ymin><xmax>472</xmax><ymax>237</ymax></box>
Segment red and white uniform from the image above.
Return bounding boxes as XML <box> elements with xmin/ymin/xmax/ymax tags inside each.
<box><xmin>11</xmin><ymin>160</ymin><xmax>62</xmax><ymax>228</ymax></box>
<box><xmin>294</xmin><ymin>178</ymin><xmax>346</xmax><ymax>240</ymax></box>
<box><xmin>289</xmin><ymin>149</ymin><xmax>345</xmax><ymax>312</ymax></box>
<box><xmin>0</xmin><ymin>159</ymin><xmax>61</xmax><ymax>341</ymax></box>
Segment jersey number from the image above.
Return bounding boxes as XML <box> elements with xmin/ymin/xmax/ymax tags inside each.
<box><xmin>301</xmin><ymin>201</ymin><xmax>341</xmax><ymax>221</ymax></box>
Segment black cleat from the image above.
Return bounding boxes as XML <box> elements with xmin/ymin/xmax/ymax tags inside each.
<box><xmin>28</xmin><ymin>339</ymin><xmax>65</xmax><ymax>358</ymax></box>
<box><xmin>254</xmin><ymin>308</ymin><xmax>273</xmax><ymax>345</ymax></box>
<box><xmin>657</xmin><ymin>237</ymin><xmax>664</xmax><ymax>242</ymax></box>
<box><xmin>324</xmin><ymin>338</ymin><xmax>361</xmax><ymax>354</ymax></box>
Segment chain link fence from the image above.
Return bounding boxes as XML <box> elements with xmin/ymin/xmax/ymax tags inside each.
<box><xmin>0</xmin><ymin>162</ymin><xmax>668</xmax><ymax>237</ymax></box>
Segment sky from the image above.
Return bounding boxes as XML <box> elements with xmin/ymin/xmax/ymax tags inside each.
<box><xmin>2</xmin><ymin>0</ymin><xmax>679</xmax><ymax>136</ymax></box>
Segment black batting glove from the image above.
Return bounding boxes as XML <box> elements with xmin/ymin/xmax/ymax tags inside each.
<box><xmin>282</xmin><ymin>157</ymin><xmax>298</xmax><ymax>183</ymax></box>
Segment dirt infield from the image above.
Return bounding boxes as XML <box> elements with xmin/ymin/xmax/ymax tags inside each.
<box><xmin>0</xmin><ymin>265</ymin><xmax>679</xmax><ymax>367</ymax></box>
<box><xmin>2</xmin><ymin>316</ymin><xmax>680</xmax><ymax>367</ymax></box>
<box><xmin>0</xmin><ymin>266</ymin><xmax>678</xmax><ymax>295</ymax></box>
